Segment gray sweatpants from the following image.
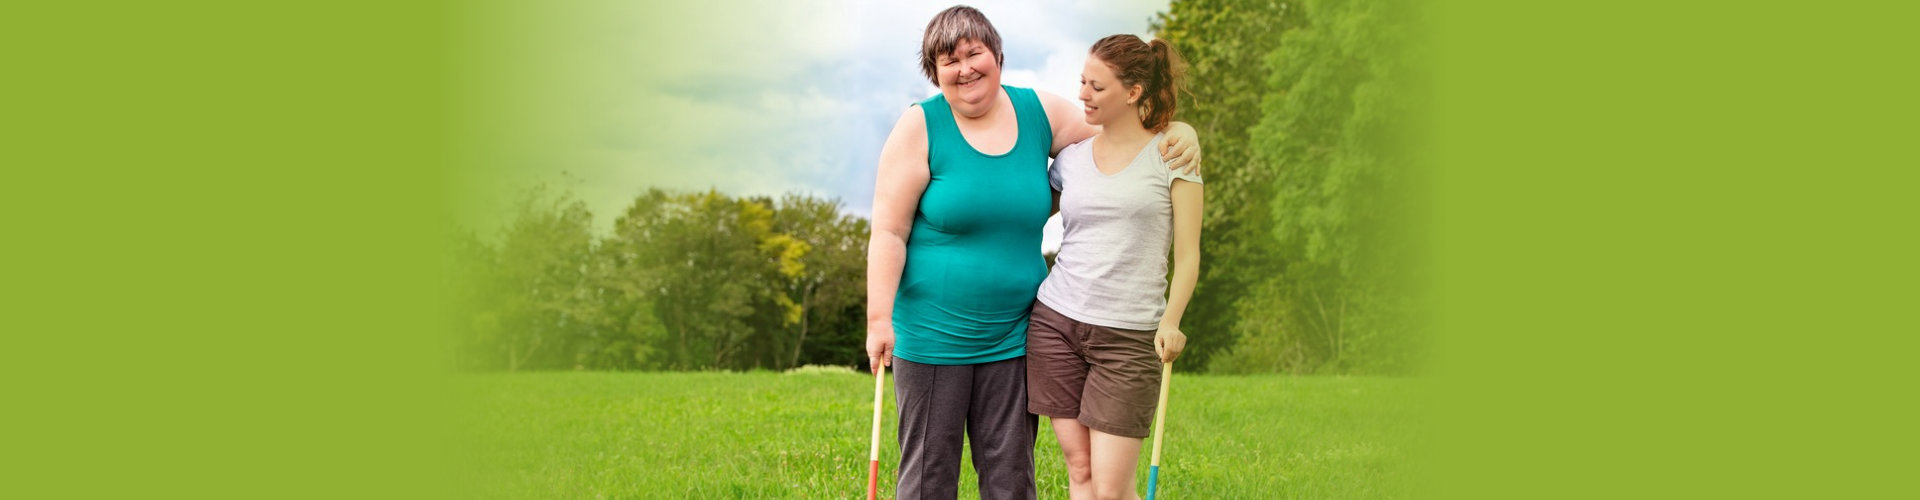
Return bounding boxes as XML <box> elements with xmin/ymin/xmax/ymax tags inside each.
<box><xmin>892</xmin><ymin>356</ymin><xmax>1038</xmax><ymax>500</ymax></box>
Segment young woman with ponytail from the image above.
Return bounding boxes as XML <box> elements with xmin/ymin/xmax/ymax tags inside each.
<box><xmin>1024</xmin><ymin>34</ymin><xmax>1203</xmax><ymax>500</ymax></box>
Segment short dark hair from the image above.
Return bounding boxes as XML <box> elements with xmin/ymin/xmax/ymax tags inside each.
<box><xmin>919</xmin><ymin>6</ymin><xmax>1004</xmax><ymax>86</ymax></box>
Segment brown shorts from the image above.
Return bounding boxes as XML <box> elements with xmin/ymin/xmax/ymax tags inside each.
<box><xmin>1025</xmin><ymin>300</ymin><xmax>1163</xmax><ymax>438</ymax></box>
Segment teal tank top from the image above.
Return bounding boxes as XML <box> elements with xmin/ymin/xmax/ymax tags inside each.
<box><xmin>892</xmin><ymin>85</ymin><xmax>1054</xmax><ymax>365</ymax></box>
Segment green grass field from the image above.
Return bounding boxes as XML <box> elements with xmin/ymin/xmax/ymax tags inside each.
<box><xmin>455</xmin><ymin>371</ymin><xmax>1424</xmax><ymax>499</ymax></box>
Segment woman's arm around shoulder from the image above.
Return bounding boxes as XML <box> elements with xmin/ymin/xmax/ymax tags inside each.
<box><xmin>1038</xmin><ymin>90</ymin><xmax>1099</xmax><ymax>157</ymax></box>
<box><xmin>1036</xmin><ymin>90</ymin><xmax>1204</xmax><ymax>173</ymax></box>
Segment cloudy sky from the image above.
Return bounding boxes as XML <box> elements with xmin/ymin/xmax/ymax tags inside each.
<box><xmin>451</xmin><ymin>0</ymin><xmax>1173</xmax><ymax>250</ymax></box>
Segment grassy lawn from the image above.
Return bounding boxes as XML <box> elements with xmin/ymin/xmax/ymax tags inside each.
<box><xmin>455</xmin><ymin>371</ymin><xmax>1423</xmax><ymax>498</ymax></box>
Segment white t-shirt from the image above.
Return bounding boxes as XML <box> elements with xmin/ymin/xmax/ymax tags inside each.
<box><xmin>1035</xmin><ymin>133</ymin><xmax>1202</xmax><ymax>331</ymax></box>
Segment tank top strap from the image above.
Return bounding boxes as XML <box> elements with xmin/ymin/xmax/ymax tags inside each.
<box><xmin>917</xmin><ymin>93</ymin><xmax>960</xmax><ymax>174</ymax></box>
<box><xmin>1003</xmin><ymin>86</ymin><xmax>1054</xmax><ymax>156</ymax></box>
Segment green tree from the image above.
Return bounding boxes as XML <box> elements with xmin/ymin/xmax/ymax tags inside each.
<box><xmin>486</xmin><ymin>186</ymin><xmax>600</xmax><ymax>371</ymax></box>
<box><xmin>770</xmin><ymin>194</ymin><xmax>869</xmax><ymax>369</ymax></box>
<box><xmin>1211</xmin><ymin>0</ymin><xmax>1424</xmax><ymax>374</ymax></box>
<box><xmin>444</xmin><ymin>223</ymin><xmax>499</xmax><ymax>371</ymax></box>
<box><xmin>579</xmin><ymin>205</ymin><xmax>665</xmax><ymax>371</ymax></box>
<box><xmin>1153</xmin><ymin>0</ymin><xmax>1308</xmax><ymax>370</ymax></box>
<box><xmin>610</xmin><ymin>189</ymin><xmax>790</xmax><ymax>370</ymax></box>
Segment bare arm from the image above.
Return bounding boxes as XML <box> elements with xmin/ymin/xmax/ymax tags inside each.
<box><xmin>1040</xmin><ymin>90</ymin><xmax>1101</xmax><ymax>157</ymax></box>
<box><xmin>1156</xmin><ymin>178</ymin><xmax>1204</xmax><ymax>363</ymax></box>
<box><xmin>866</xmin><ymin>106</ymin><xmax>930</xmax><ymax>371</ymax></box>
<box><xmin>1037</xmin><ymin>90</ymin><xmax>1203</xmax><ymax>173</ymax></box>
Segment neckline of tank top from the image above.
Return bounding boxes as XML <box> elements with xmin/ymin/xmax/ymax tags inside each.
<box><xmin>947</xmin><ymin>85</ymin><xmax>1023</xmax><ymax>159</ymax></box>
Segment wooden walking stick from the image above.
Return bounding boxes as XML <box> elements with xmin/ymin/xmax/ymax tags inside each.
<box><xmin>1146</xmin><ymin>362</ymin><xmax>1173</xmax><ymax>500</ymax></box>
<box><xmin>867</xmin><ymin>364</ymin><xmax>885</xmax><ymax>500</ymax></box>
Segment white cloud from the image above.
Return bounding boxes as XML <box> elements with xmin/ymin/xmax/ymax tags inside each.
<box><xmin>453</xmin><ymin>0</ymin><xmax>1174</xmax><ymax>237</ymax></box>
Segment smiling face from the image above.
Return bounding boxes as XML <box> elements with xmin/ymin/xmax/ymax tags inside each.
<box><xmin>936</xmin><ymin>38</ymin><xmax>1002</xmax><ymax>111</ymax></box>
<box><xmin>1079</xmin><ymin>55</ymin><xmax>1142</xmax><ymax>127</ymax></box>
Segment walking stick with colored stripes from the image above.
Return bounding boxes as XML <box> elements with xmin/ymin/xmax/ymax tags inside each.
<box><xmin>1145</xmin><ymin>361</ymin><xmax>1173</xmax><ymax>500</ymax></box>
<box><xmin>867</xmin><ymin>364</ymin><xmax>885</xmax><ymax>500</ymax></box>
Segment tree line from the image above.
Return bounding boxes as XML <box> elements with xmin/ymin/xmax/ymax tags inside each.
<box><xmin>447</xmin><ymin>188</ymin><xmax>869</xmax><ymax>371</ymax></box>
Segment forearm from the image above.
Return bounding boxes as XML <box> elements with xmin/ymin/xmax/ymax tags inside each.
<box><xmin>866</xmin><ymin>231</ymin><xmax>907</xmax><ymax>328</ymax></box>
<box><xmin>1160</xmin><ymin>253</ymin><xmax>1199</xmax><ymax>330</ymax></box>
<box><xmin>1162</xmin><ymin>181</ymin><xmax>1204</xmax><ymax>330</ymax></box>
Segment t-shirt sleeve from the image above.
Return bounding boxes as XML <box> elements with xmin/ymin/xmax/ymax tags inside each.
<box><xmin>1048</xmin><ymin>158</ymin><xmax>1063</xmax><ymax>191</ymax></box>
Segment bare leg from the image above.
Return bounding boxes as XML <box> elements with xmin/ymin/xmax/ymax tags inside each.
<box><xmin>1088</xmin><ymin>428</ymin><xmax>1145</xmax><ymax>500</ymax></box>
<box><xmin>1050</xmin><ymin>417</ymin><xmax>1095</xmax><ymax>500</ymax></box>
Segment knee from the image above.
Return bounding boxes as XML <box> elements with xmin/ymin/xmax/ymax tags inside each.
<box><xmin>1061</xmin><ymin>451</ymin><xmax>1093</xmax><ymax>484</ymax></box>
